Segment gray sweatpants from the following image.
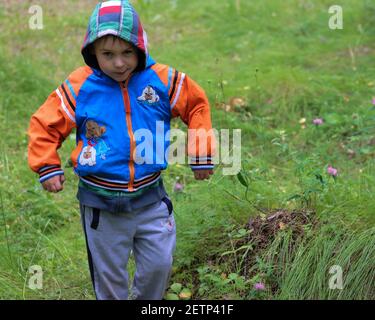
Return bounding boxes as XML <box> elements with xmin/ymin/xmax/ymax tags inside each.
<box><xmin>80</xmin><ymin>197</ymin><xmax>176</xmax><ymax>300</ymax></box>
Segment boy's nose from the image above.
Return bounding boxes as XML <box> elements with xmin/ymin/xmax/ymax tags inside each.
<box><xmin>114</xmin><ymin>57</ymin><xmax>125</xmax><ymax>68</ymax></box>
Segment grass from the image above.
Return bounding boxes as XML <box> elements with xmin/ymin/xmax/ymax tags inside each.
<box><xmin>0</xmin><ymin>0</ymin><xmax>374</xmax><ymax>299</ymax></box>
<box><xmin>272</xmin><ymin>227</ymin><xmax>375</xmax><ymax>300</ymax></box>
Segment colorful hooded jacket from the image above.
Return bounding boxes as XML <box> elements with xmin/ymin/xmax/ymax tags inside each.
<box><xmin>28</xmin><ymin>0</ymin><xmax>215</xmax><ymax>193</ymax></box>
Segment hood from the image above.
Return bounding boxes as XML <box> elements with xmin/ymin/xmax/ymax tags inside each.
<box><xmin>81</xmin><ymin>0</ymin><xmax>148</xmax><ymax>71</ymax></box>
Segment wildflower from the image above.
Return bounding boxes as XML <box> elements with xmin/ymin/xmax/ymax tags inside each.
<box><xmin>254</xmin><ymin>282</ymin><xmax>265</xmax><ymax>291</ymax></box>
<box><xmin>372</xmin><ymin>97</ymin><xmax>375</xmax><ymax>105</ymax></box>
<box><xmin>313</xmin><ymin>118</ymin><xmax>324</xmax><ymax>125</ymax></box>
<box><xmin>327</xmin><ymin>166</ymin><xmax>338</xmax><ymax>177</ymax></box>
<box><xmin>173</xmin><ymin>182</ymin><xmax>184</xmax><ymax>193</ymax></box>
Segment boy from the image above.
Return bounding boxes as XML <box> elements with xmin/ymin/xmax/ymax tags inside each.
<box><xmin>28</xmin><ymin>0</ymin><xmax>215</xmax><ymax>300</ymax></box>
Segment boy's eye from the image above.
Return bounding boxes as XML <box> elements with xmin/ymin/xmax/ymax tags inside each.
<box><xmin>103</xmin><ymin>52</ymin><xmax>113</xmax><ymax>57</ymax></box>
<box><xmin>123</xmin><ymin>50</ymin><xmax>134</xmax><ymax>55</ymax></box>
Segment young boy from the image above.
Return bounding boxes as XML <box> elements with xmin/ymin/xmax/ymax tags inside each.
<box><xmin>28</xmin><ymin>0</ymin><xmax>215</xmax><ymax>300</ymax></box>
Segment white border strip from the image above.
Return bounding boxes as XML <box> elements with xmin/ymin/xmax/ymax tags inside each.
<box><xmin>40</xmin><ymin>170</ymin><xmax>64</xmax><ymax>182</ymax></box>
<box><xmin>170</xmin><ymin>73</ymin><xmax>186</xmax><ymax>109</ymax></box>
<box><xmin>101</xmin><ymin>1</ymin><xmax>122</xmax><ymax>8</ymax></box>
<box><xmin>56</xmin><ymin>89</ymin><xmax>76</xmax><ymax>123</ymax></box>
<box><xmin>97</xmin><ymin>29</ymin><xmax>119</xmax><ymax>38</ymax></box>
<box><xmin>143</xmin><ymin>30</ymin><xmax>148</xmax><ymax>54</ymax></box>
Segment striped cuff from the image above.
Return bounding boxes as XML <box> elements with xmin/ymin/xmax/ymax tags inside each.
<box><xmin>189</xmin><ymin>156</ymin><xmax>215</xmax><ymax>171</ymax></box>
<box><xmin>38</xmin><ymin>166</ymin><xmax>64</xmax><ymax>183</ymax></box>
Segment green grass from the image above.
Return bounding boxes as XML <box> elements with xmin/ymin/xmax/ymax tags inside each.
<box><xmin>0</xmin><ymin>0</ymin><xmax>374</xmax><ymax>299</ymax></box>
<box><xmin>286</xmin><ymin>229</ymin><xmax>373</xmax><ymax>299</ymax></box>
<box><xmin>259</xmin><ymin>226</ymin><xmax>375</xmax><ymax>300</ymax></box>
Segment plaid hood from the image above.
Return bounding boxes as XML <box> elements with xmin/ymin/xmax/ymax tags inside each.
<box><xmin>81</xmin><ymin>0</ymin><xmax>148</xmax><ymax>71</ymax></box>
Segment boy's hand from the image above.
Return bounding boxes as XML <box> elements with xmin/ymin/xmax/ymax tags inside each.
<box><xmin>193</xmin><ymin>169</ymin><xmax>214</xmax><ymax>180</ymax></box>
<box><xmin>42</xmin><ymin>175</ymin><xmax>65</xmax><ymax>193</ymax></box>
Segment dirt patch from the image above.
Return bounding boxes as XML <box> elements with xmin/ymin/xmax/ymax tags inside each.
<box><xmin>215</xmin><ymin>208</ymin><xmax>316</xmax><ymax>280</ymax></box>
<box><xmin>246</xmin><ymin>209</ymin><xmax>314</xmax><ymax>249</ymax></box>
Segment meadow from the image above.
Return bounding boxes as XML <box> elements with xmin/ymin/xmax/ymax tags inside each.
<box><xmin>0</xmin><ymin>0</ymin><xmax>374</xmax><ymax>299</ymax></box>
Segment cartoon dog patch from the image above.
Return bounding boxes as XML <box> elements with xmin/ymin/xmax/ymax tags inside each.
<box><xmin>79</xmin><ymin>145</ymin><xmax>97</xmax><ymax>166</ymax></box>
<box><xmin>137</xmin><ymin>86</ymin><xmax>160</xmax><ymax>104</ymax></box>
<box><xmin>79</xmin><ymin>120</ymin><xmax>110</xmax><ymax>166</ymax></box>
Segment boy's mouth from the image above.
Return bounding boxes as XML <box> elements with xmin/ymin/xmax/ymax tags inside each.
<box><xmin>110</xmin><ymin>69</ymin><xmax>132</xmax><ymax>81</ymax></box>
<box><xmin>113</xmin><ymin>69</ymin><xmax>129</xmax><ymax>76</ymax></box>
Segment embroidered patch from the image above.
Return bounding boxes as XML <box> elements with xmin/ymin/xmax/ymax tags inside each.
<box><xmin>79</xmin><ymin>120</ymin><xmax>110</xmax><ymax>166</ymax></box>
<box><xmin>137</xmin><ymin>86</ymin><xmax>160</xmax><ymax>104</ymax></box>
<box><xmin>79</xmin><ymin>145</ymin><xmax>97</xmax><ymax>166</ymax></box>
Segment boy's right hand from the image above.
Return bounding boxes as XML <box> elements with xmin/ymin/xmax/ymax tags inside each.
<box><xmin>42</xmin><ymin>175</ymin><xmax>65</xmax><ymax>193</ymax></box>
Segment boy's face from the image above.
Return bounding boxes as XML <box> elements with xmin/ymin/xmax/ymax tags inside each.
<box><xmin>93</xmin><ymin>36</ymin><xmax>139</xmax><ymax>82</ymax></box>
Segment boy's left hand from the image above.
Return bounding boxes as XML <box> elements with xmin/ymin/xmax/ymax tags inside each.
<box><xmin>193</xmin><ymin>169</ymin><xmax>214</xmax><ymax>180</ymax></box>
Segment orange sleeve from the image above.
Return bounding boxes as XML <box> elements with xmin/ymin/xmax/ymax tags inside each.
<box><xmin>27</xmin><ymin>67</ymin><xmax>92</xmax><ymax>182</ymax></box>
<box><xmin>169</xmin><ymin>71</ymin><xmax>216</xmax><ymax>170</ymax></box>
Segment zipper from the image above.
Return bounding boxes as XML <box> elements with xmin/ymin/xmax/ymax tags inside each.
<box><xmin>120</xmin><ymin>77</ymin><xmax>135</xmax><ymax>192</ymax></box>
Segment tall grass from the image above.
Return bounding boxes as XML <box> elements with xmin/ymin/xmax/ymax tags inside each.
<box><xmin>262</xmin><ymin>226</ymin><xmax>375</xmax><ymax>299</ymax></box>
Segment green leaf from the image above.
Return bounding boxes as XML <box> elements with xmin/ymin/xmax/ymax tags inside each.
<box><xmin>315</xmin><ymin>174</ymin><xmax>325</xmax><ymax>185</ymax></box>
<box><xmin>170</xmin><ymin>283</ymin><xmax>182</xmax><ymax>294</ymax></box>
<box><xmin>237</xmin><ymin>172</ymin><xmax>249</xmax><ymax>187</ymax></box>
<box><xmin>179</xmin><ymin>288</ymin><xmax>192</xmax><ymax>300</ymax></box>
<box><xmin>229</xmin><ymin>273</ymin><xmax>238</xmax><ymax>280</ymax></box>
<box><xmin>233</xmin><ymin>228</ymin><xmax>249</xmax><ymax>238</ymax></box>
<box><xmin>165</xmin><ymin>293</ymin><xmax>180</xmax><ymax>300</ymax></box>
<box><xmin>360</xmin><ymin>147</ymin><xmax>372</xmax><ymax>155</ymax></box>
<box><xmin>286</xmin><ymin>194</ymin><xmax>302</xmax><ymax>201</ymax></box>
